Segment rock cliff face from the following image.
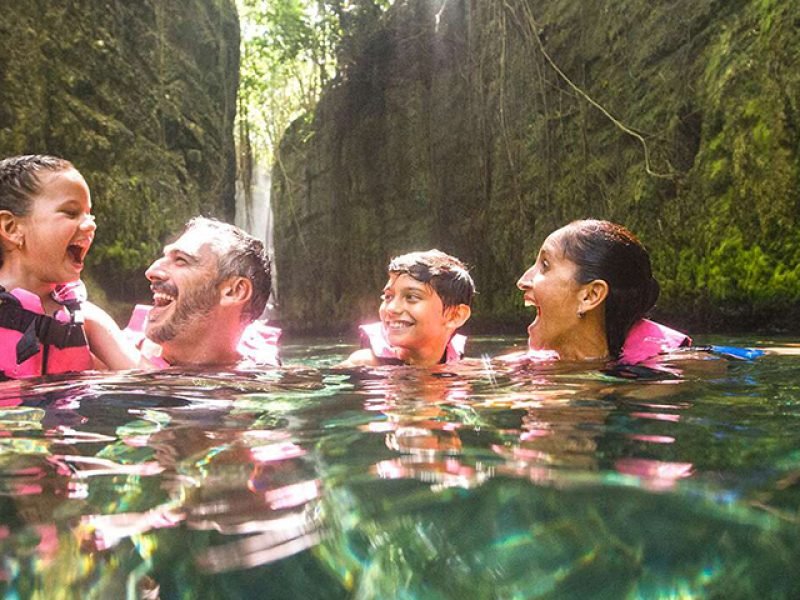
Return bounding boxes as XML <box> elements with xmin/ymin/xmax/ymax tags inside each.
<box><xmin>273</xmin><ymin>0</ymin><xmax>800</xmax><ymax>333</ymax></box>
<box><xmin>0</xmin><ymin>1</ymin><xmax>239</xmax><ymax>302</ymax></box>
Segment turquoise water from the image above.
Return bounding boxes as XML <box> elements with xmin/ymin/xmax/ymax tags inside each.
<box><xmin>1</xmin><ymin>335</ymin><xmax>799</xmax><ymax>599</ymax></box>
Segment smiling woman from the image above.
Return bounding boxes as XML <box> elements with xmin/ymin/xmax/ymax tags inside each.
<box><xmin>513</xmin><ymin>219</ymin><xmax>689</xmax><ymax>363</ymax></box>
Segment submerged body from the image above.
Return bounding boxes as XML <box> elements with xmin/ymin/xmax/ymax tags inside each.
<box><xmin>499</xmin><ymin>318</ymin><xmax>692</xmax><ymax>366</ymax></box>
<box><xmin>358</xmin><ymin>321</ymin><xmax>466</xmax><ymax>366</ymax></box>
<box><xmin>125</xmin><ymin>304</ymin><xmax>281</xmax><ymax>368</ymax></box>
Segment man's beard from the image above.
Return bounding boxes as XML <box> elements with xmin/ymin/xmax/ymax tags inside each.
<box><xmin>148</xmin><ymin>280</ymin><xmax>219</xmax><ymax>345</ymax></box>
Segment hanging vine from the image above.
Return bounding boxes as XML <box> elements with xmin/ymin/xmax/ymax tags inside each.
<box><xmin>506</xmin><ymin>0</ymin><xmax>679</xmax><ymax>181</ymax></box>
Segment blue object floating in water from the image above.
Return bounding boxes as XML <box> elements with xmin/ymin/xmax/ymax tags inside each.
<box><xmin>708</xmin><ymin>345</ymin><xmax>765</xmax><ymax>361</ymax></box>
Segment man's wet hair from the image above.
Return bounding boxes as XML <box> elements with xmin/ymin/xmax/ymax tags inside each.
<box><xmin>0</xmin><ymin>155</ymin><xmax>74</xmax><ymax>266</ymax></box>
<box><xmin>183</xmin><ymin>217</ymin><xmax>272</xmax><ymax>322</ymax></box>
<box><xmin>387</xmin><ymin>249</ymin><xmax>475</xmax><ymax>309</ymax></box>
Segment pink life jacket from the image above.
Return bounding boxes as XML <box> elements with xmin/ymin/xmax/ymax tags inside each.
<box><xmin>496</xmin><ymin>319</ymin><xmax>690</xmax><ymax>365</ymax></box>
<box><xmin>0</xmin><ymin>286</ymin><xmax>93</xmax><ymax>379</ymax></box>
<box><xmin>358</xmin><ymin>322</ymin><xmax>466</xmax><ymax>365</ymax></box>
<box><xmin>618</xmin><ymin>318</ymin><xmax>691</xmax><ymax>364</ymax></box>
<box><xmin>124</xmin><ymin>304</ymin><xmax>282</xmax><ymax>367</ymax></box>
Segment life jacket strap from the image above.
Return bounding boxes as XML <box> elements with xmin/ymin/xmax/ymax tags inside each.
<box><xmin>0</xmin><ymin>297</ymin><xmax>89</xmax><ymax>364</ymax></box>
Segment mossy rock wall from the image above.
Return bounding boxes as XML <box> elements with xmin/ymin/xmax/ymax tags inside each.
<box><xmin>273</xmin><ymin>0</ymin><xmax>800</xmax><ymax>334</ymax></box>
<box><xmin>0</xmin><ymin>1</ymin><xmax>239</xmax><ymax>305</ymax></box>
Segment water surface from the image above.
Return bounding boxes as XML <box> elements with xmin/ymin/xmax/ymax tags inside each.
<box><xmin>1</xmin><ymin>335</ymin><xmax>799</xmax><ymax>599</ymax></box>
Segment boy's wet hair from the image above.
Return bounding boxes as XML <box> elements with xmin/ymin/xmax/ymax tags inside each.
<box><xmin>0</xmin><ymin>155</ymin><xmax>75</xmax><ymax>266</ymax></box>
<box><xmin>183</xmin><ymin>217</ymin><xmax>272</xmax><ymax>322</ymax></box>
<box><xmin>387</xmin><ymin>249</ymin><xmax>475</xmax><ymax>309</ymax></box>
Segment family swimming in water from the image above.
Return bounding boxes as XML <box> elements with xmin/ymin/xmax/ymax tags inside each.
<box><xmin>0</xmin><ymin>153</ymin><xmax>693</xmax><ymax>380</ymax></box>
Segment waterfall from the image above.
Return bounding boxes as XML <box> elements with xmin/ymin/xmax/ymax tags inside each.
<box><xmin>235</xmin><ymin>159</ymin><xmax>278</xmax><ymax>320</ymax></box>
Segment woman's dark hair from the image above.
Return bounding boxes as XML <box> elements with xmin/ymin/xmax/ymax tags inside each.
<box><xmin>557</xmin><ymin>219</ymin><xmax>660</xmax><ymax>358</ymax></box>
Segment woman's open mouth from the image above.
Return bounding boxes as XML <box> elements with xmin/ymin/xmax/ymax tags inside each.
<box><xmin>522</xmin><ymin>291</ymin><xmax>537</xmax><ymax>308</ymax></box>
<box><xmin>523</xmin><ymin>294</ymin><xmax>540</xmax><ymax>325</ymax></box>
<box><xmin>526</xmin><ymin>303</ymin><xmax>541</xmax><ymax>348</ymax></box>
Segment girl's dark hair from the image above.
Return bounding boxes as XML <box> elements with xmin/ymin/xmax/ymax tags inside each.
<box><xmin>557</xmin><ymin>219</ymin><xmax>660</xmax><ymax>358</ymax></box>
<box><xmin>0</xmin><ymin>155</ymin><xmax>74</xmax><ymax>217</ymax></box>
<box><xmin>0</xmin><ymin>155</ymin><xmax>74</xmax><ymax>266</ymax></box>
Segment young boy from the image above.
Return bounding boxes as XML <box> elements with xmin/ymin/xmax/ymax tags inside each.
<box><xmin>343</xmin><ymin>249</ymin><xmax>475</xmax><ymax>367</ymax></box>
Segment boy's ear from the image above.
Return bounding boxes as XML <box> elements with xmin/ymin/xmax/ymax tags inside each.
<box><xmin>579</xmin><ymin>279</ymin><xmax>609</xmax><ymax>314</ymax></box>
<box><xmin>219</xmin><ymin>276</ymin><xmax>253</xmax><ymax>308</ymax></box>
<box><xmin>0</xmin><ymin>210</ymin><xmax>23</xmax><ymax>248</ymax></box>
<box><xmin>445</xmin><ymin>304</ymin><xmax>471</xmax><ymax>329</ymax></box>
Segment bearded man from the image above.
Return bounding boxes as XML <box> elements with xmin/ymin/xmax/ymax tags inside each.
<box><xmin>127</xmin><ymin>217</ymin><xmax>279</xmax><ymax>367</ymax></box>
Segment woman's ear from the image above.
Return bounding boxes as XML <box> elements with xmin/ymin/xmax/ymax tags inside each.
<box><xmin>219</xmin><ymin>276</ymin><xmax>253</xmax><ymax>308</ymax></box>
<box><xmin>0</xmin><ymin>210</ymin><xmax>23</xmax><ymax>249</ymax></box>
<box><xmin>579</xmin><ymin>279</ymin><xmax>609</xmax><ymax>314</ymax></box>
<box><xmin>445</xmin><ymin>304</ymin><xmax>471</xmax><ymax>330</ymax></box>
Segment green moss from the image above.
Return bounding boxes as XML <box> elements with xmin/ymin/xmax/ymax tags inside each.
<box><xmin>0</xmin><ymin>1</ymin><xmax>239</xmax><ymax>305</ymax></box>
<box><xmin>270</xmin><ymin>0</ymin><xmax>800</xmax><ymax>333</ymax></box>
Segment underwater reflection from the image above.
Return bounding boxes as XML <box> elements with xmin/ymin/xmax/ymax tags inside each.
<box><xmin>0</xmin><ymin>345</ymin><xmax>799</xmax><ymax>598</ymax></box>
<box><xmin>77</xmin><ymin>371</ymin><xmax>329</xmax><ymax>575</ymax></box>
<box><xmin>0</xmin><ymin>367</ymin><xmax>337</xmax><ymax>595</ymax></box>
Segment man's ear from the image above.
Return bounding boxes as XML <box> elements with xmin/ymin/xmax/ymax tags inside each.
<box><xmin>579</xmin><ymin>279</ymin><xmax>609</xmax><ymax>314</ymax></box>
<box><xmin>0</xmin><ymin>210</ymin><xmax>23</xmax><ymax>248</ymax></box>
<box><xmin>445</xmin><ymin>304</ymin><xmax>471</xmax><ymax>329</ymax></box>
<box><xmin>219</xmin><ymin>276</ymin><xmax>253</xmax><ymax>308</ymax></box>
